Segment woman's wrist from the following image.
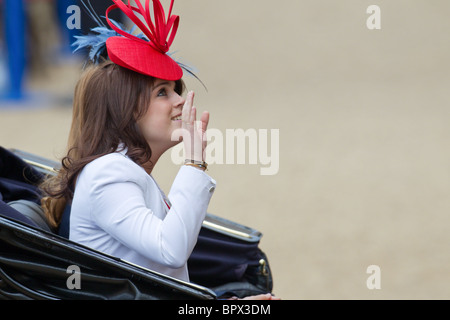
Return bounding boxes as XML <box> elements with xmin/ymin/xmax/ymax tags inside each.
<box><xmin>184</xmin><ymin>159</ymin><xmax>208</xmax><ymax>171</ymax></box>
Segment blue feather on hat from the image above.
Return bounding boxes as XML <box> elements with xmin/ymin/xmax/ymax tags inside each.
<box><xmin>72</xmin><ymin>18</ymin><xmax>147</xmax><ymax>64</ymax></box>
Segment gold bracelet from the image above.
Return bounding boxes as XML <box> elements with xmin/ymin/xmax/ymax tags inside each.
<box><xmin>184</xmin><ymin>159</ymin><xmax>208</xmax><ymax>170</ymax></box>
<box><xmin>185</xmin><ymin>163</ymin><xmax>207</xmax><ymax>171</ymax></box>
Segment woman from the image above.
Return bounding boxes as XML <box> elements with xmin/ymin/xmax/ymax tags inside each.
<box><xmin>41</xmin><ymin>0</ymin><xmax>277</xmax><ymax>300</ymax></box>
<box><xmin>69</xmin><ymin>61</ymin><xmax>213</xmax><ymax>282</ymax></box>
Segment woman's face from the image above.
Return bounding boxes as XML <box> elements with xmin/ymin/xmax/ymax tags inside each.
<box><xmin>137</xmin><ymin>78</ymin><xmax>185</xmax><ymax>153</ymax></box>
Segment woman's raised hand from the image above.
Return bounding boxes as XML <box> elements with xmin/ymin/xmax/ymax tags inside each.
<box><xmin>182</xmin><ymin>91</ymin><xmax>209</xmax><ymax>163</ymax></box>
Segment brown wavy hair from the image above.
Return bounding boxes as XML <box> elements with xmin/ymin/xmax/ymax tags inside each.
<box><xmin>41</xmin><ymin>60</ymin><xmax>184</xmax><ymax>228</ymax></box>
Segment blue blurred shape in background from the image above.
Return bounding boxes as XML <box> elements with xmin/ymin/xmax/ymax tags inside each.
<box><xmin>1</xmin><ymin>0</ymin><xmax>26</xmax><ymax>101</ymax></box>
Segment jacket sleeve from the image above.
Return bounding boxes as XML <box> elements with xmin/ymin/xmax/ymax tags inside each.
<box><xmin>165</xmin><ymin>165</ymin><xmax>216</xmax><ymax>266</ymax></box>
<box><xmin>86</xmin><ymin>155</ymin><xmax>216</xmax><ymax>269</ymax></box>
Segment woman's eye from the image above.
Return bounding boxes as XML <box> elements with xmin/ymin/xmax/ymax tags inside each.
<box><xmin>157</xmin><ymin>88</ymin><xmax>167</xmax><ymax>97</ymax></box>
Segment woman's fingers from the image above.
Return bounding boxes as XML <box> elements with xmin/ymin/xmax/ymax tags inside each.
<box><xmin>190</xmin><ymin>106</ymin><xmax>197</xmax><ymax>125</ymax></box>
<box><xmin>181</xmin><ymin>91</ymin><xmax>211</xmax><ymax>163</ymax></box>
<box><xmin>182</xmin><ymin>91</ymin><xmax>194</xmax><ymax>124</ymax></box>
<box><xmin>200</xmin><ymin>111</ymin><xmax>210</xmax><ymax>133</ymax></box>
<box><xmin>200</xmin><ymin>111</ymin><xmax>209</xmax><ymax>145</ymax></box>
<box><xmin>200</xmin><ymin>111</ymin><xmax>209</xmax><ymax>160</ymax></box>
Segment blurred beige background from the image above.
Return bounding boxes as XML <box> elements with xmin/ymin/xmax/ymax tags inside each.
<box><xmin>1</xmin><ymin>0</ymin><xmax>450</xmax><ymax>299</ymax></box>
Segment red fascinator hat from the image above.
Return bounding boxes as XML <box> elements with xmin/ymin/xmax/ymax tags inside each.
<box><xmin>105</xmin><ymin>0</ymin><xmax>183</xmax><ymax>80</ymax></box>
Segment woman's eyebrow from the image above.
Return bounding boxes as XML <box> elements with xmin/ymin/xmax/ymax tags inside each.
<box><xmin>153</xmin><ymin>81</ymin><xmax>172</xmax><ymax>90</ymax></box>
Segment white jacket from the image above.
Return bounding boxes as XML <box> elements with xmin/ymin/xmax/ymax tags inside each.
<box><xmin>69</xmin><ymin>149</ymin><xmax>216</xmax><ymax>281</ymax></box>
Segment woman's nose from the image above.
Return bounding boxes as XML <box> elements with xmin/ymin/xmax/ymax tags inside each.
<box><xmin>175</xmin><ymin>93</ymin><xmax>185</xmax><ymax>108</ymax></box>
